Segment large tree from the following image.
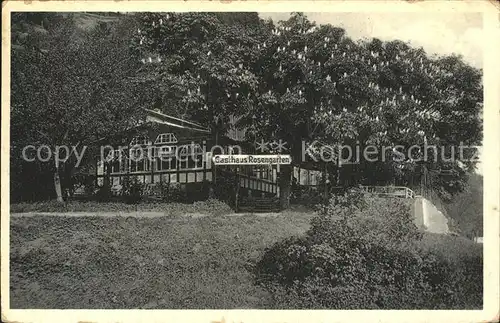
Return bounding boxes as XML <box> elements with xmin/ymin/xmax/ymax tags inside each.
<box><xmin>129</xmin><ymin>12</ymin><xmax>483</xmax><ymax>207</ymax></box>
<box><xmin>11</xmin><ymin>13</ymin><xmax>143</xmax><ymax>202</ymax></box>
<box><xmin>130</xmin><ymin>12</ymin><xmax>264</xmax><ymax>137</ymax></box>
<box><xmin>240</xmin><ymin>13</ymin><xmax>481</xmax><ymax>204</ymax></box>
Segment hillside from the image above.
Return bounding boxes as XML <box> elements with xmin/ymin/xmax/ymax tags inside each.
<box><xmin>11</xmin><ymin>12</ymin><xmax>122</xmax><ymax>51</ymax></box>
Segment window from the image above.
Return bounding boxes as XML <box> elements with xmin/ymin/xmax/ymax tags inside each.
<box><xmin>157</xmin><ymin>157</ymin><xmax>176</xmax><ymax>171</ymax></box>
<box><xmin>155</xmin><ymin>146</ymin><xmax>176</xmax><ymax>171</ymax></box>
<box><xmin>130</xmin><ymin>135</ymin><xmax>150</xmax><ymax>146</ymax></box>
<box><xmin>129</xmin><ymin>147</ymin><xmax>151</xmax><ymax>173</ymax></box>
<box><xmin>154</xmin><ymin>146</ymin><xmax>176</xmax><ymax>170</ymax></box>
<box><xmin>158</xmin><ymin>146</ymin><xmax>175</xmax><ymax>157</ymax></box>
<box><xmin>106</xmin><ymin>149</ymin><xmax>126</xmax><ymax>174</ymax></box>
<box><xmin>155</xmin><ymin>133</ymin><xmax>178</xmax><ymax>144</ymax></box>
<box><xmin>178</xmin><ymin>144</ymin><xmax>203</xmax><ymax>169</ymax></box>
<box><xmin>261</xmin><ymin>167</ymin><xmax>270</xmax><ymax>180</ymax></box>
<box><xmin>111</xmin><ymin>160</ymin><xmax>121</xmax><ymax>173</ymax></box>
<box><xmin>105</xmin><ymin>150</ymin><xmax>115</xmax><ymax>162</ymax></box>
<box><xmin>179</xmin><ymin>159</ymin><xmax>189</xmax><ymax>170</ymax></box>
<box><xmin>130</xmin><ymin>147</ymin><xmax>144</xmax><ymax>160</ymax></box>
<box><xmin>178</xmin><ymin>144</ymin><xmax>203</xmax><ymax>156</ymax></box>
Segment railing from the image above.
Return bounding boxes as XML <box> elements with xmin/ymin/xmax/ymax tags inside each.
<box><xmin>217</xmin><ymin>168</ymin><xmax>279</xmax><ymax>195</ymax></box>
<box><xmin>291</xmin><ymin>184</ymin><xmax>417</xmax><ymax>199</ymax></box>
<box><xmin>359</xmin><ymin>186</ymin><xmax>416</xmax><ymax>199</ymax></box>
<box><xmin>239</xmin><ymin>176</ymin><xmax>278</xmax><ymax>194</ymax></box>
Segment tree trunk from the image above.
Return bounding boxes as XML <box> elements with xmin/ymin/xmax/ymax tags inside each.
<box><xmin>279</xmin><ymin>165</ymin><xmax>292</xmax><ymax>209</ymax></box>
<box><xmin>235</xmin><ymin>172</ymin><xmax>240</xmax><ymax>212</ymax></box>
<box><xmin>53</xmin><ymin>168</ymin><xmax>64</xmax><ymax>203</ymax></box>
<box><xmin>323</xmin><ymin>163</ymin><xmax>328</xmax><ymax>202</ymax></box>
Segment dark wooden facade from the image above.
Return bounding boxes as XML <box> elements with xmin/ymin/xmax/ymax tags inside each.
<box><xmin>78</xmin><ymin>109</ymin><xmax>282</xmax><ymax>199</ymax></box>
<box><xmin>72</xmin><ymin>108</ymin><xmax>336</xmax><ymax>209</ymax></box>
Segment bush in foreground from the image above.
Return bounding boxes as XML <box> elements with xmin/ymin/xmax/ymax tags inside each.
<box><xmin>253</xmin><ymin>191</ymin><xmax>482</xmax><ymax>309</ymax></box>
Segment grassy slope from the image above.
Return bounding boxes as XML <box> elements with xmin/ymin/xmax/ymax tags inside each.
<box><xmin>10</xmin><ymin>200</ymin><xmax>234</xmax><ymax>215</ymax></box>
<box><xmin>10</xmin><ymin>212</ymin><xmax>313</xmax><ymax>309</ymax></box>
<box><xmin>9</xmin><ymin>202</ymin><xmax>482</xmax><ymax>309</ymax></box>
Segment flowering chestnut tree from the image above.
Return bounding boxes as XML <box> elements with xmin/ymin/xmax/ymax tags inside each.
<box><xmin>133</xmin><ymin>12</ymin><xmax>482</xmax><ymax>206</ymax></box>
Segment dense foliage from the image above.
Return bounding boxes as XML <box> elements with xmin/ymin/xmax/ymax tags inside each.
<box><xmin>11</xmin><ymin>12</ymin><xmax>482</xmax><ymax>206</ymax></box>
<box><xmin>253</xmin><ymin>191</ymin><xmax>482</xmax><ymax>309</ymax></box>
<box><xmin>132</xmin><ymin>12</ymin><xmax>482</xmax><ymax>204</ymax></box>
<box><xmin>9</xmin><ymin>13</ymin><xmax>484</xmax><ymax>311</ymax></box>
<box><xmin>11</xmin><ymin>13</ymin><xmax>143</xmax><ymax>202</ymax></box>
<box><xmin>444</xmin><ymin>173</ymin><xmax>483</xmax><ymax>238</ymax></box>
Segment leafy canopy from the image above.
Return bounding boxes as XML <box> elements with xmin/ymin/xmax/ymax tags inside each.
<box><xmin>134</xmin><ymin>12</ymin><xmax>482</xmax><ymax>197</ymax></box>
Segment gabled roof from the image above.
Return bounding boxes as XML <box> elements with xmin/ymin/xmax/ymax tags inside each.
<box><xmin>90</xmin><ymin>108</ymin><xmax>211</xmax><ymax>145</ymax></box>
<box><xmin>143</xmin><ymin>108</ymin><xmax>210</xmax><ymax>133</ymax></box>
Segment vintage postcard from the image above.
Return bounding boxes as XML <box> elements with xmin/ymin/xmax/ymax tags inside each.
<box><xmin>1</xmin><ymin>1</ymin><xmax>499</xmax><ymax>322</ymax></box>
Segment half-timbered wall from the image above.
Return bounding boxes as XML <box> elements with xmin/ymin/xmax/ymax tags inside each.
<box><xmin>95</xmin><ymin>122</ymin><xmax>217</xmax><ymax>188</ymax></box>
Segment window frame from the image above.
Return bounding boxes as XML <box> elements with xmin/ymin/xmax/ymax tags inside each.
<box><xmin>178</xmin><ymin>144</ymin><xmax>203</xmax><ymax>169</ymax></box>
<box><xmin>154</xmin><ymin>133</ymin><xmax>178</xmax><ymax>145</ymax></box>
<box><xmin>129</xmin><ymin>146</ymin><xmax>151</xmax><ymax>173</ymax></box>
<box><xmin>130</xmin><ymin>135</ymin><xmax>151</xmax><ymax>146</ymax></box>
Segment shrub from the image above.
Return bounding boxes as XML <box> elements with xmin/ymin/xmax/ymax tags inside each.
<box><xmin>69</xmin><ymin>174</ymin><xmax>96</xmax><ymax>197</ymax></box>
<box><xmin>253</xmin><ymin>190</ymin><xmax>482</xmax><ymax>309</ymax></box>
<box><xmin>212</xmin><ymin>171</ymin><xmax>237</xmax><ymax>207</ymax></box>
<box><xmin>292</xmin><ymin>185</ymin><xmax>366</xmax><ymax>208</ymax></box>
<box><xmin>416</xmin><ymin>233</ymin><xmax>483</xmax><ymax>308</ymax></box>
<box><xmin>122</xmin><ymin>178</ymin><xmax>144</xmax><ymax>204</ymax></box>
<box><xmin>185</xmin><ymin>181</ymin><xmax>210</xmax><ymax>202</ymax></box>
<box><xmin>94</xmin><ymin>184</ymin><xmax>113</xmax><ymax>202</ymax></box>
<box><xmin>158</xmin><ymin>182</ymin><xmax>185</xmax><ymax>202</ymax></box>
<box><xmin>290</xmin><ymin>187</ymin><xmax>323</xmax><ymax>207</ymax></box>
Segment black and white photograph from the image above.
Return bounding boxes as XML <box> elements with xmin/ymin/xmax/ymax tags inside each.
<box><xmin>2</xmin><ymin>1</ymin><xmax>499</xmax><ymax>322</ymax></box>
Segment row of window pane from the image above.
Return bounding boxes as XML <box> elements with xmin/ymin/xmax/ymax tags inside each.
<box><xmin>106</xmin><ymin>144</ymin><xmax>202</xmax><ymax>161</ymax></box>
<box><xmin>129</xmin><ymin>133</ymin><xmax>179</xmax><ymax>146</ymax></box>
<box><xmin>109</xmin><ymin>157</ymin><xmax>204</xmax><ymax>173</ymax></box>
<box><xmin>130</xmin><ymin>136</ymin><xmax>151</xmax><ymax>146</ymax></box>
<box><xmin>98</xmin><ymin>172</ymin><xmax>214</xmax><ymax>187</ymax></box>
